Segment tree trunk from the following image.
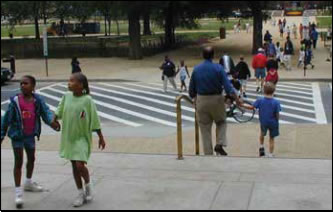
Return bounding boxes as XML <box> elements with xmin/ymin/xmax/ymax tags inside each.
<box><xmin>165</xmin><ymin>2</ymin><xmax>175</xmax><ymax>48</ymax></box>
<box><xmin>116</xmin><ymin>19</ymin><xmax>120</xmax><ymax>36</ymax></box>
<box><xmin>252</xmin><ymin>7</ymin><xmax>263</xmax><ymax>54</ymax></box>
<box><xmin>128</xmin><ymin>12</ymin><xmax>142</xmax><ymax>60</ymax></box>
<box><xmin>108</xmin><ymin>17</ymin><xmax>111</xmax><ymax>36</ymax></box>
<box><xmin>34</xmin><ymin>16</ymin><xmax>40</xmax><ymax>39</ymax></box>
<box><xmin>143</xmin><ymin>13</ymin><xmax>152</xmax><ymax>35</ymax></box>
<box><xmin>104</xmin><ymin>15</ymin><xmax>107</xmax><ymax>36</ymax></box>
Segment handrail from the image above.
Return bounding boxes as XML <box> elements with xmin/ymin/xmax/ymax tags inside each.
<box><xmin>175</xmin><ymin>95</ymin><xmax>199</xmax><ymax>160</ymax></box>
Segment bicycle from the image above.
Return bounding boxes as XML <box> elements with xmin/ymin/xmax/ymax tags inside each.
<box><xmin>225</xmin><ymin>97</ymin><xmax>255</xmax><ymax>123</ymax></box>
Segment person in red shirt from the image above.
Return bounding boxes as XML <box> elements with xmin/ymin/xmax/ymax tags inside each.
<box><xmin>252</xmin><ymin>48</ymin><xmax>268</xmax><ymax>93</ymax></box>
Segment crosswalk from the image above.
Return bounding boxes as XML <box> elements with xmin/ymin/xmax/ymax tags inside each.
<box><xmin>1</xmin><ymin>81</ymin><xmax>330</xmax><ymax>128</ymax></box>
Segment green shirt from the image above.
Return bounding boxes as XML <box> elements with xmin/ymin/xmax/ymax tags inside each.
<box><xmin>56</xmin><ymin>92</ymin><xmax>101</xmax><ymax>163</ymax></box>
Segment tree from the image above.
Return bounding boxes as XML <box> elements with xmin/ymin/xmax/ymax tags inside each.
<box><xmin>248</xmin><ymin>1</ymin><xmax>269</xmax><ymax>54</ymax></box>
<box><xmin>95</xmin><ymin>1</ymin><xmax>113</xmax><ymax>36</ymax></box>
<box><xmin>128</xmin><ymin>6</ymin><xmax>142</xmax><ymax>59</ymax></box>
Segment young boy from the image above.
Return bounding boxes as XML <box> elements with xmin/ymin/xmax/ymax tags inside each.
<box><xmin>1</xmin><ymin>75</ymin><xmax>60</xmax><ymax>208</ymax></box>
<box><xmin>243</xmin><ymin>82</ymin><xmax>281</xmax><ymax>158</ymax></box>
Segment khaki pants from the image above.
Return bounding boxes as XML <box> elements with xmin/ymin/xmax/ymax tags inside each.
<box><xmin>196</xmin><ymin>95</ymin><xmax>227</xmax><ymax>155</ymax></box>
<box><xmin>163</xmin><ymin>76</ymin><xmax>177</xmax><ymax>92</ymax></box>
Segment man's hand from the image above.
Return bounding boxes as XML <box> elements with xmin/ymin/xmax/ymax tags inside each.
<box><xmin>234</xmin><ymin>94</ymin><xmax>243</xmax><ymax>107</ymax></box>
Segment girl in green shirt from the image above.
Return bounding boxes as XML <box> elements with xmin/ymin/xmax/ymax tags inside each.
<box><xmin>54</xmin><ymin>73</ymin><xmax>106</xmax><ymax>207</ymax></box>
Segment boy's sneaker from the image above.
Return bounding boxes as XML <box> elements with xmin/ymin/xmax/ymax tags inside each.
<box><xmin>24</xmin><ymin>181</ymin><xmax>44</xmax><ymax>192</ymax></box>
<box><xmin>256</xmin><ymin>87</ymin><xmax>260</xmax><ymax>93</ymax></box>
<box><xmin>15</xmin><ymin>193</ymin><xmax>24</xmax><ymax>209</ymax></box>
<box><xmin>243</xmin><ymin>93</ymin><xmax>247</xmax><ymax>98</ymax></box>
<box><xmin>73</xmin><ymin>192</ymin><xmax>86</xmax><ymax>208</ymax></box>
<box><xmin>259</xmin><ymin>147</ymin><xmax>265</xmax><ymax>157</ymax></box>
<box><xmin>85</xmin><ymin>184</ymin><xmax>93</xmax><ymax>202</ymax></box>
<box><xmin>214</xmin><ymin>145</ymin><xmax>228</xmax><ymax>156</ymax></box>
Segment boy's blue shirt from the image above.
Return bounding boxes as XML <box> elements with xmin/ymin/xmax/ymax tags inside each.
<box><xmin>1</xmin><ymin>93</ymin><xmax>53</xmax><ymax>141</ymax></box>
<box><xmin>253</xmin><ymin>97</ymin><xmax>281</xmax><ymax>127</ymax></box>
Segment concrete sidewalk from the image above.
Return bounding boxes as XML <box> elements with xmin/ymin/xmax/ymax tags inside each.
<box><xmin>1</xmin><ymin>124</ymin><xmax>332</xmax><ymax>159</ymax></box>
<box><xmin>1</xmin><ymin>149</ymin><xmax>332</xmax><ymax>210</ymax></box>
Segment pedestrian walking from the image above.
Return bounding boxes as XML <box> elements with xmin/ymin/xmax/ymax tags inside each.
<box><xmin>243</xmin><ymin>82</ymin><xmax>281</xmax><ymax>158</ymax></box>
<box><xmin>310</xmin><ymin>25</ymin><xmax>319</xmax><ymax>49</ymax></box>
<box><xmin>284</xmin><ymin>36</ymin><xmax>294</xmax><ymax>71</ymax></box>
<box><xmin>1</xmin><ymin>76</ymin><xmax>60</xmax><ymax>209</ymax></box>
<box><xmin>298</xmin><ymin>46</ymin><xmax>306</xmax><ymax>68</ymax></box>
<box><xmin>71</xmin><ymin>57</ymin><xmax>82</xmax><ymax>74</ymax></box>
<box><xmin>304</xmin><ymin>45</ymin><xmax>315</xmax><ymax>69</ymax></box>
<box><xmin>176</xmin><ymin>60</ymin><xmax>190</xmax><ymax>92</ymax></box>
<box><xmin>265</xmin><ymin>55</ymin><xmax>279</xmax><ymax>85</ymax></box>
<box><xmin>299</xmin><ymin>23</ymin><xmax>303</xmax><ymax>40</ymax></box>
<box><xmin>219</xmin><ymin>52</ymin><xmax>236</xmax><ymax>76</ymax></box>
<box><xmin>292</xmin><ymin>24</ymin><xmax>297</xmax><ymax>39</ymax></box>
<box><xmin>189</xmin><ymin>47</ymin><xmax>242</xmax><ymax>156</ymax></box>
<box><xmin>160</xmin><ymin>56</ymin><xmax>178</xmax><ymax>93</ymax></box>
<box><xmin>53</xmin><ymin>73</ymin><xmax>106</xmax><ymax>208</ymax></box>
<box><xmin>252</xmin><ymin>48</ymin><xmax>268</xmax><ymax>93</ymax></box>
<box><xmin>235</xmin><ymin>56</ymin><xmax>251</xmax><ymax>98</ymax></box>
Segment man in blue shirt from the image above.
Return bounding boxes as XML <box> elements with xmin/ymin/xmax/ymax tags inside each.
<box><xmin>189</xmin><ymin>46</ymin><xmax>241</xmax><ymax>156</ymax></box>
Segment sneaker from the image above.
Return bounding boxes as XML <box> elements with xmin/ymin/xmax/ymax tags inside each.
<box><xmin>85</xmin><ymin>184</ymin><xmax>93</xmax><ymax>202</ymax></box>
<box><xmin>214</xmin><ymin>145</ymin><xmax>228</xmax><ymax>156</ymax></box>
<box><xmin>243</xmin><ymin>93</ymin><xmax>247</xmax><ymax>98</ymax></box>
<box><xmin>73</xmin><ymin>192</ymin><xmax>86</xmax><ymax>208</ymax></box>
<box><xmin>15</xmin><ymin>194</ymin><xmax>24</xmax><ymax>209</ymax></box>
<box><xmin>267</xmin><ymin>153</ymin><xmax>275</xmax><ymax>158</ymax></box>
<box><xmin>24</xmin><ymin>182</ymin><xmax>44</xmax><ymax>192</ymax></box>
<box><xmin>259</xmin><ymin>147</ymin><xmax>265</xmax><ymax>157</ymax></box>
<box><xmin>256</xmin><ymin>87</ymin><xmax>260</xmax><ymax>93</ymax></box>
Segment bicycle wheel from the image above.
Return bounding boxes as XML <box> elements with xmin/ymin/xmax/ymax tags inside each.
<box><xmin>233</xmin><ymin>100</ymin><xmax>255</xmax><ymax>123</ymax></box>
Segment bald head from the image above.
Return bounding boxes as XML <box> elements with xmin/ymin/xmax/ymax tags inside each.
<box><xmin>203</xmin><ymin>46</ymin><xmax>214</xmax><ymax>60</ymax></box>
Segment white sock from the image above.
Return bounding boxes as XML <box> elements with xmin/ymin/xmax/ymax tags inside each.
<box><xmin>25</xmin><ymin>178</ymin><xmax>32</xmax><ymax>185</ymax></box>
<box><xmin>15</xmin><ymin>187</ymin><xmax>23</xmax><ymax>196</ymax></box>
<box><xmin>268</xmin><ymin>153</ymin><xmax>274</xmax><ymax>157</ymax></box>
<box><xmin>78</xmin><ymin>189</ymin><xmax>85</xmax><ymax>195</ymax></box>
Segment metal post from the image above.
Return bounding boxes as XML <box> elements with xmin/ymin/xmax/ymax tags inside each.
<box><xmin>195</xmin><ymin>111</ymin><xmax>200</xmax><ymax>156</ymax></box>
<box><xmin>176</xmin><ymin>100</ymin><xmax>183</xmax><ymax>160</ymax></box>
<box><xmin>45</xmin><ymin>57</ymin><xmax>49</xmax><ymax>77</ymax></box>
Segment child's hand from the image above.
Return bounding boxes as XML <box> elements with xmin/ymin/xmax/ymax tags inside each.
<box><xmin>51</xmin><ymin>120</ymin><xmax>61</xmax><ymax>132</ymax></box>
<box><xmin>99</xmin><ymin>137</ymin><xmax>106</xmax><ymax>150</ymax></box>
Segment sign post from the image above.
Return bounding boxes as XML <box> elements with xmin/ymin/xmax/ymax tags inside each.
<box><xmin>43</xmin><ymin>25</ymin><xmax>49</xmax><ymax>77</ymax></box>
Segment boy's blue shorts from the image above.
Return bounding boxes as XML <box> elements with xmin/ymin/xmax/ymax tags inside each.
<box><xmin>12</xmin><ymin>135</ymin><xmax>36</xmax><ymax>150</ymax></box>
<box><xmin>261</xmin><ymin>125</ymin><xmax>279</xmax><ymax>138</ymax></box>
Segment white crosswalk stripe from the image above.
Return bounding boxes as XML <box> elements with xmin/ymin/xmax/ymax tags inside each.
<box><xmin>45</xmin><ymin>87</ymin><xmax>178</xmax><ymax>127</ymax></box>
<box><xmin>93</xmin><ymin>84</ymin><xmax>195</xmax><ymax>112</ymax></box>
<box><xmin>57</xmin><ymin>84</ymin><xmax>195</xmax><ymax>122</ymax></box>
<box><xmin>312</xmin><ymin>83</ymin><xmax>327</xmax><ymax>124</ymax></box>
<box><xmin>36</xmin><ymin>90</ymin><xmax>142</xmax><ymax>127</ymax></box>
<box><xmin>1</xmin><ymin>81</ymin><xmax>330</xmax><ymax>126</ymax></box>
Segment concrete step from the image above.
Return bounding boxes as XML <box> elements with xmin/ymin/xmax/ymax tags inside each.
<box><xmin>1</xmin><ymin>149</ymin><xmax>332</xmax><ymax>210</ymax></box>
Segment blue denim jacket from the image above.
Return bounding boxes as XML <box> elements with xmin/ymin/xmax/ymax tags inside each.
<box><xmin>1</xmin><ymin>93</ymin><xmax>53</xmax><ymax>141</ymax></box>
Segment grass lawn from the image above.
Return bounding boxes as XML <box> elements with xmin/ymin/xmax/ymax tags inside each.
<box><xmin>316</xmin><ymin>17</ymin><xmax>332</xmax><ymax>29</ymax></box>
<box><xmin>1</xmin><ymin>18</ymin><xmax>252</xmax><ymax>38</ymax></box>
